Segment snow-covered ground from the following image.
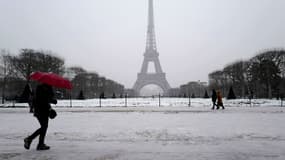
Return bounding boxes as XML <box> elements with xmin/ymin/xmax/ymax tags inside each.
<box><xmin>1</xmin><ymin>97</ymin><xmax>284</xmax><ymax>108</ymax></box>
<box><xmin>1</xmin><ymin>98</ymin><xmax>285</xmax><ymax>160</ymax></box>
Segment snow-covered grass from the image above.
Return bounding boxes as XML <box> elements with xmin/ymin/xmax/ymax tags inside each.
<box><xmin>1</xmin><ymin>98</ymin><xmax>285</xmax><ymax>160</ymax></box>
<box><xmin>1</xmin><ymin>98</ymin><xmax>284</xmax><ymax>108</ymax></box>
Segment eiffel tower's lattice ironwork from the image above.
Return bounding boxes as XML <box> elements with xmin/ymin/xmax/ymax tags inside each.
<box><xmin>133</xmin><ymin>0</ymin><xmax>171</xmax><ymax>96</ymax></box>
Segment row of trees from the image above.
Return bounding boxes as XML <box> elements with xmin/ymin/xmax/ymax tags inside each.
<box><xmin>67</xmin><ymin>67</ymin><xmax>124</xmax><ymax>99</ymax></box>
<box><xmin>208</xmin><ymin>49</ymin><xmax>285</xmax><ymax>99</ymax></box>
<box><xmin>179</xmin><ymin>81</ymin><xmax>208</xmax><ymax>98</ymax></box>
<box><xmin>2</xmin><ymin>48</ymin><xmax>283</xmax><ymax>100</ymax></box>
<box><xmin>0</xmin><ymin>49</ymin><xmax>124</xmax><ymax>102</ymax></box>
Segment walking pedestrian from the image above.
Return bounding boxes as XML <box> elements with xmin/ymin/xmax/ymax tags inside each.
<box><xmin>216</xmin><ymin>90</ymin><xmax>225</xmax><ymax>110</ymax></box>
<box><xmin>20</xmin><ymin>83</ymin><xmax>34</xmax><ymax>113</ymax></box>
<box><xmin>24</xmin><ymin>83</ymin><xmax>57</xmax><ymax>150</ymax></box>
<box><xmin>211</xmin><ymin>89</ymin><xmax>217</xmax><ymax>110</ymax></box>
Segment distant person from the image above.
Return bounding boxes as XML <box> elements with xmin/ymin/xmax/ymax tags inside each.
<box><xmin>249</xmin><ymin>90</ymin><xmax>254</xmax><ymax>100</ymax></box>
<box><xmin>24</xmin><ymin>83</ymin><xmax>57</xmax><ymax>150</ymax></box>
<box><xmin>216</xmin><ymin>90</ymin><xmax>225</xmax><ymax>110</ymax></box>
<box><xmin>21</xmin><ymin>83</ymin><xmax>34</xmax><ymax>113</ymax></box>
<box><xmin>211</xmin><ymin>89</ymin><xmax>217</xmax><ymax>110</ymax></box>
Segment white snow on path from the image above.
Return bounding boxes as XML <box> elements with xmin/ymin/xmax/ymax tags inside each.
<box><xmin>1</xmin><ymin>103</ymin><xmax>285</xmax><ymax>159</ymax></box>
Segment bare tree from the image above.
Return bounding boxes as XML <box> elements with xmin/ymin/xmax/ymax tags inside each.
<box><xmin>248</xmin><ymin>59</ymin><xmax>281</xmax><ymax>98</ymax></box>
<box><xmin>8</xmin><ymin>49</ymin><xmax>65</xmax><ymax>82</ymax></box>
<box><xmin>0</xmin><ymin>49</ymin><xmax>15</xmax><ymax>103</ymax></box>
<box><xmin>72</xmin><ymin>72</ymin><xmax>99</xmax><ymax>98</ymax></box>
<box><xmin>223</xmin><ymin>61</ymin><xmax>249</xmax><ymax>98</ymax></box>
<box><xmin>254</xmin><ymin>49</ymin><xmax>285</xmax><ymax>77</ymax></box>
<box><xmin>208</xmin><ymin>49</ymin><xmax>285</xmax><ymax>99</ymax></box>
<box><xmin>208</xmin><ymin>70</ymin><xmax>229</xmax><ymax>95</ymax></box>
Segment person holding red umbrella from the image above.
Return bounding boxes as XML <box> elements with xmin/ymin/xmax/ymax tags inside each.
<box><xmin>24</xmin><ymin>83</ymin><xmax>57</xmax><ymax>150</ymax></box>
<box><xmin>24</xmin><ymin>72</ymin><xmax>72</xmax><ymax>150</ymax></box>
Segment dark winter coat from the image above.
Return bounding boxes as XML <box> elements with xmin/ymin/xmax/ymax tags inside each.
<box><xmin>20</xmin><ymin>84</ymin><xmax>33</xmax><ymax>103</ymax></box>
<box><xmin>33</xmin><ymin>84</ymin><xmax>57</xmax><ymax>118</ymax></box>
<box><xmin>217</xmin><ymin>91</ymin><xmax>223</xmax><ymax>105</ymax></box>
<box><xmin>211</xmin><ymin>90</ymin><xmax>217</xmax><ymax>102</ymax></box>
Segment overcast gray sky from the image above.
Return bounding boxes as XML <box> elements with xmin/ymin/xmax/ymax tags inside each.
<box><xmin>0</xmin><ymin>0</ymin><xmax>284</xmax><ymax>88</ymax></box>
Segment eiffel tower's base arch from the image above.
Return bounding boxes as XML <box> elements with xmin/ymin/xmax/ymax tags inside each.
<box><xmin>133</xmin><ymin>73</ymin><xmax>171</xmax><ymax>97</ymax></box>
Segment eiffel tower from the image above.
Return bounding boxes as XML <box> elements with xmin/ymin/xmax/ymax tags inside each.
<box><xmin>133</xmin><ymin>0</ymin><xmax>171</xmax><ymax>96</ymax></box>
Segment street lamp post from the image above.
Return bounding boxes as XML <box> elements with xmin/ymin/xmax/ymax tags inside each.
<box><xmin>198</xmin><ymin>80</ymin><xmax>201</xmax><ymax>98</ymax></box>
<box><xmin>125</xmin><ymin>93</ymin><xmax>128</xmax><ymax>107</ymax></box>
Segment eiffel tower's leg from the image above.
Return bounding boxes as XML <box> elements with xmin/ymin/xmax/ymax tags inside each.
<box><xmin>154</xmin><ymin>58</ymin><xmax>163</xmax><ymax>73</ymax></box>
<box><xmin>141</xmin><ymin>59</ymin><xmax>149</xmax><ymax>73</ymax></box>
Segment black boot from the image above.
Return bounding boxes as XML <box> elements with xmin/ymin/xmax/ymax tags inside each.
<box><xmin>37</xmin><ymin>144</ymin><xmax>50</xmax><ymax>150</ymax></box>
<box><xmin>24</xmin><ymin>137</ymin><xmax>32</xmax><ymax>150</ymax></box>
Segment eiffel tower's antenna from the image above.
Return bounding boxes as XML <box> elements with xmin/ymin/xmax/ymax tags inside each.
<box><xmin>146</xmin><ymin>0</ymin><xmax>157</xmax><ymax>51</ymax></box>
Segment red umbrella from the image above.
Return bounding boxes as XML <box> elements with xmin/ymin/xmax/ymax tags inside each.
<box><xmin>30</xmin><ymin>72</ymin><xmax>72</xmax><ymax>89</ymax></box>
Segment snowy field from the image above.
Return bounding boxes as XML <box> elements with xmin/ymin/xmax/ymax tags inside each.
<box><xmin>1</xmin><ymin>97</ymin><xmax>284</xmax><ymax>108</ymax></box>
<box><xmin>1</xmin><ymin>98</ymin><xmax>285</xmax><ymax>160</ymax></box>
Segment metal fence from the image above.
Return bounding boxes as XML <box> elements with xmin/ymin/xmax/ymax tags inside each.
<box><xmin>0</xmin><ymin>97</ymin><xmax>284</xmax><ymax>108</ymax></box>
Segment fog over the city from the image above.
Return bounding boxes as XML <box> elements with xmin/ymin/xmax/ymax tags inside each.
<box><xmin>0</xmin><ymin>0</ymin><xmax>284</xmax><ymax>88</ymax></box>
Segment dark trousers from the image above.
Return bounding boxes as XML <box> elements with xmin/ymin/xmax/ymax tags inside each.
<box><xmin>212</xmin><ymin>101</ymin><xmax>216</xmax><ymax>109</ymax></box>
<box><xmin>29</xmin><ymin>115</ymin><xmax>49</xmax><ymax>145</ymax></box>
<box><xmin>217</xmin><ymin>102</ymin><xmax>225</xmax><ymax>109</ymax></box>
